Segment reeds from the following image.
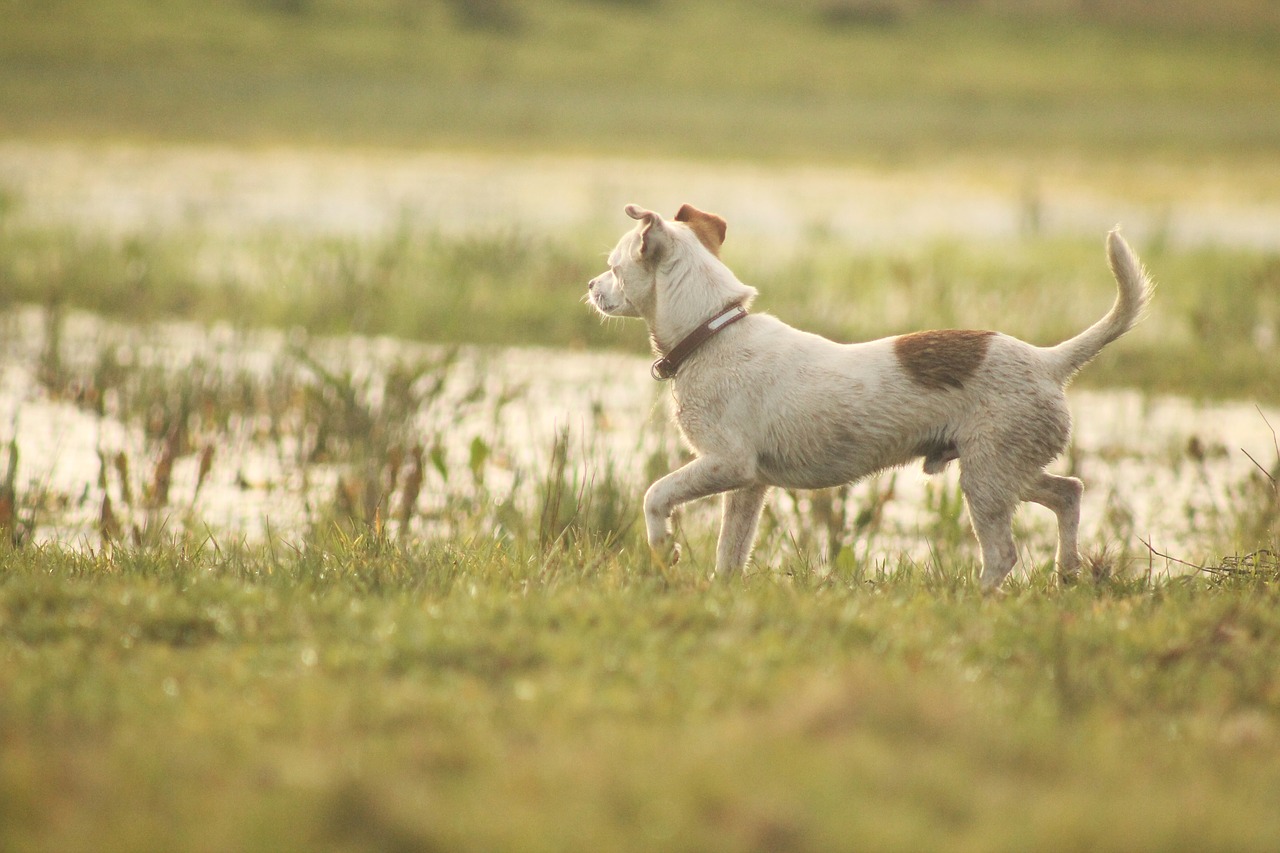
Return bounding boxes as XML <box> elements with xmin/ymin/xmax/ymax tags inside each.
<box><xmin>0</xmin><ymin>299</ymin><xmax>1276</xmax><ymax>582</ymax></box>
<box><xmin>4</xmin><ymin>222</ymin><xmax>1280</xmax><ymax>402</ymax></box>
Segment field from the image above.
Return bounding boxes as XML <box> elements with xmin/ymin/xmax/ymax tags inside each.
<box><xmin>4</xmin><ymin>543</ymin><xmax>1280</xmax><ymax>851</ymax></box>
<box><xmin>4</xmin><ymin>0</ymin><xmax>1280</xmax><ymax>161</ymax></box>
<box><xmin>3</xmin><ymin>1</ymin><xmax>1280</xmax><ymax>850</ymax></box>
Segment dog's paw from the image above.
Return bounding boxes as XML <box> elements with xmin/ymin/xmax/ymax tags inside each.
<box><xmin>649</xmin><ymin>540</ymin><xmax>682</xmax><ymax>570</ymax></box>
<box><xmin>1059</xmin><ymin>552</ymin><xmax>1084</xmax><ymax>583</ymax></box>
<box><xmin>979</xmin><ymin>579</ymin><xmax>1008</xmax><ymax>599</ymax></box>
<box><xmin>978</xmin><ymin>572</ymin><xmax>1008</xmax><ymax>597</ymax></box>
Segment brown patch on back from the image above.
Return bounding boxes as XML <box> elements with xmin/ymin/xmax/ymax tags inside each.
<box><xmin>894</xmin><ymin>329</ymin><xmax>995</xmax><ymax>391</ymax></box>
<box><xmin>674</xmin><ymin>204</ymin><xmax>727</xmax><ymax>256</ymax></box>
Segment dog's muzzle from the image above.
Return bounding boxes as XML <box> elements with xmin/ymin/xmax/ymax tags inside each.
<box><xmin>587</xmin><ymin>274</ymin><xmax>628</xmax><ymax>317</ymax></box>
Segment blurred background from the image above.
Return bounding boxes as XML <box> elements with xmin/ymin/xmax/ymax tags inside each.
<box><xmin>5</xmin><ymin>0</ymin><xmax>1280</xmax><ymax>394</ymax></box>
<box><xmin>2</xmin><ymin>0</ymin><xmax>1280</xmax><ymax>394</ymax></box>
<box><xmin>4</xmin><ymin>0</ymin><xmax>1279</xmax><ymax>160</ymax></box>
<box><xmin>1</xmin><ymin>0</ymin><xmax>1279</xmax><ymax>399</ymax></box>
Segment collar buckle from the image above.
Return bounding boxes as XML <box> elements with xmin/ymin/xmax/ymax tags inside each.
<box><xmin>651</xmin><ymin>357</ymin><xmax>677</xmax><ymax>381</ymax></box>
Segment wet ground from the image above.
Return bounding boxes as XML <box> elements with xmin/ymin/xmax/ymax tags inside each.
<box><xmin>1</xmin><ymin>143</ymin><xmax>1276</xmax><ymax>571</ymax></box>
<box><xmin>2</xmin><ymin>306</ymin><xmax>1276</xmax><ymax>572</ymax></box>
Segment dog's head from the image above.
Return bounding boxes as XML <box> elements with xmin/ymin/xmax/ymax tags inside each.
<box><xmin>587</xmin><ymin>204</ymin><xmax>755</xmax><ymax>347</ymax></box>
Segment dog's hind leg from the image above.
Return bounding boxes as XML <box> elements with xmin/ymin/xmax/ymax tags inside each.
<box><xmin>716</xmin><ymin>484</ymin><xmax>769</xmax><ymax>580</ymax></box>
<box><xmin>644</xmin><ymin>456</ymin><xmax>753</xmax><ymax>570</ymax></box>
<box><xmin>969</xmin><ymin>502</ymin><xmax>1019</xmax><ymax>593</ymax></box>
<box><xmin>960</xmin><ymin>467</ymin><xmax>1020</xmax><ymax>592</ymax></box>
<box><xmin>1023</xmin><ymin>471</ymin><xmax>1083</xmax><ymax>580</ymax></box>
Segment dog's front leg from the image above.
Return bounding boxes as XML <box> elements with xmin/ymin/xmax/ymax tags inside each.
<box><xmin>716</xmin><ymin>485</ymin><xmax>769</xmax><ymax>581</ymax></box>
<box><xmin>644</xmin><ymin>456</ymin><xmax>753</xmax><ymax>571</ymax></box>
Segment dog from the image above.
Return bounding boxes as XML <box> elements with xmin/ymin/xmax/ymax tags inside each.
<box><xmin>586</xmin><ymin>204</ymin><xmax>1153</xmax><ymax>590</ymax></box>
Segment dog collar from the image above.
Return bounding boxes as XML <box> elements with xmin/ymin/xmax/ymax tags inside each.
<box><xmin>651</xmin><ymin>304</ymin><xmax>748</xmax><ymax>381</ymax></box>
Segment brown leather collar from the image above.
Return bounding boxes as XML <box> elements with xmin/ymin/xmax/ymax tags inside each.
<box><xmin>650</xmin><ymin>304</ymin><xmax>748</xmax><ymax>381</ymax></box>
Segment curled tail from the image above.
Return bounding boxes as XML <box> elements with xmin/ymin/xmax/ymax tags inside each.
<box><xmin>1042</xmin><ymin>228</ymin><xmax>1154</xmax><ymax>385</ymax></box>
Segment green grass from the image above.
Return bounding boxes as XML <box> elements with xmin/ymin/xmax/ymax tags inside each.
<box><xmin>4</xmin><ymin>3</ymin><xmax>1280</xmax><ymax>847</ymax></box>
<box><xmin>2</xmin><ymin>0</ymin><xmax>1278</xmax><ymax>161</ymax></box>
<box><xmin>3</xmin><ymin>538</ymin><xmax>1280</xmax><ymax>851</ymax></box>
<box><xmin>0</xmin><ymin>272</ymin><xmax>1273</xmax><ymax>849</ymax></box>
<box><xmin>0</xmin><ymin>308</ymin><xmax>1274</xmax><ymax>849</ymax></box>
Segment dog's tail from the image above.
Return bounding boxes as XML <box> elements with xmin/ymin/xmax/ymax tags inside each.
<box><xmin>1041</xmin><ymin>228</ymin><xmax>1154</xmax><ymax>385</ymax></box>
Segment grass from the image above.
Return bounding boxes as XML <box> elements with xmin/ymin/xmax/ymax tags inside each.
<box><xmin>4</xmin><ymin>2</ymin><xmax>1280</xmax><ymax>847</ymax></box>
<box><xmin>3</xmin><ymin>536</ymin><xmax>1280</xmax><ymax>851</ymax></box>
<box><xmin>0</xmin><ymin>293</ymin><xmax>1276</xmax><ymax>849</ymax></box>
<box><xmin>1</xmin><ymin>0</ymin><xmax>1278</xmax><ymax>162</ymax></box>
<box><xmin>0</xmin><ymin>281</ymin><xmax>1277</xmax><ymax>853</ymax></box>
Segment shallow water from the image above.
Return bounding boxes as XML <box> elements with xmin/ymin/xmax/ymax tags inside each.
<box><xmin>1</xmin><ymin>143</ymin><xmax>1276</xmax><ymax>573</ymax></box>
<box><xmin>2</xmin><ymin>307</ymin><xmax>1275</xmax><ymax>575</ymax></box>
<box><xmin>4</xmin><ymin>142</ymin><xmax>1280</xmax><ymax>249</ymax></box>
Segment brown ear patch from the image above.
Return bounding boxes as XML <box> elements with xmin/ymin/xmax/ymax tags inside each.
<box><xmin>894</xmin><ymin>330</ymin><xmax>995</xmax><ymax>391</ymax></box>
<box><xmin>674</xmin><ymin>204</ymin><xmax>727</xmax><ymax>256</ymax></box>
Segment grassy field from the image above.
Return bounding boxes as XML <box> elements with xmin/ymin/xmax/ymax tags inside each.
<box><xmin>3</xmin><ymin>529</ymin><xmax>1280</xmax><ymax>851</ymax></box>
<box><xmin>0</xmin><ymin>299</ymin><xmax>1277</xmax><ymax>849</ymax></box>
<box><xmin>4</xmin><ymin>2</ymin><xmax>1280</xmax><ymax>849</ymax></box>
<box><xmin>2</xmin><ymin>0</ymin><xmax>1279</xmax><ymax>161</ymax></box>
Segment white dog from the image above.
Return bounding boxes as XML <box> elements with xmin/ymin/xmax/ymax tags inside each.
<box><xmin>587</xmin><ymin>204</ymin><xmax>1153</xmax><ymax>590</ymax></box>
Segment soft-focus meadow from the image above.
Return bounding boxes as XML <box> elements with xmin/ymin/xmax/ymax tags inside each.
<box><xmin>2</xmin><ymin>2</ymin><xmax>1280</xmax><ymax>850</ymax></box>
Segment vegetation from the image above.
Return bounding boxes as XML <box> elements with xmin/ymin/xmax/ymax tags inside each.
<box><xmin>1</xmin><ymin>0</ymin><xmax>1278</xmax><ymax>161</ymax></box>
<box><xmin>2</xmin><ymin>0</ymin><xmax>1277</xmax><ymax>402</ymax></box>
<box><xmin>2</xmin><ymin>221</ymin><xmax>1278</xmax><ymax>401</ymax></box>
<box><xmin>3</xmin><ymin>1</ymin><xmax>1279</xmax><ymax>849</ymax></box>
<box><xmin>0</xmin><ymin>288</ymin><xmax>1276</xmax><ymax>849</ymax></box>
<box><xmin>3</xmin><ymin>514</ymin><xmax>1280</xmax><ymax>850</ymax></box>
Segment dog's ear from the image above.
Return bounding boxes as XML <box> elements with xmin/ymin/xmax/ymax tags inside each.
<box><xmin>624</xmin><ymin>204</ymin><xmax>667</xmax><ymax>261</ymax></box>
<box><xmin>674</xmin><ymin>204</ymin><xmax>727</xmax><ymax>257</ymax></box>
